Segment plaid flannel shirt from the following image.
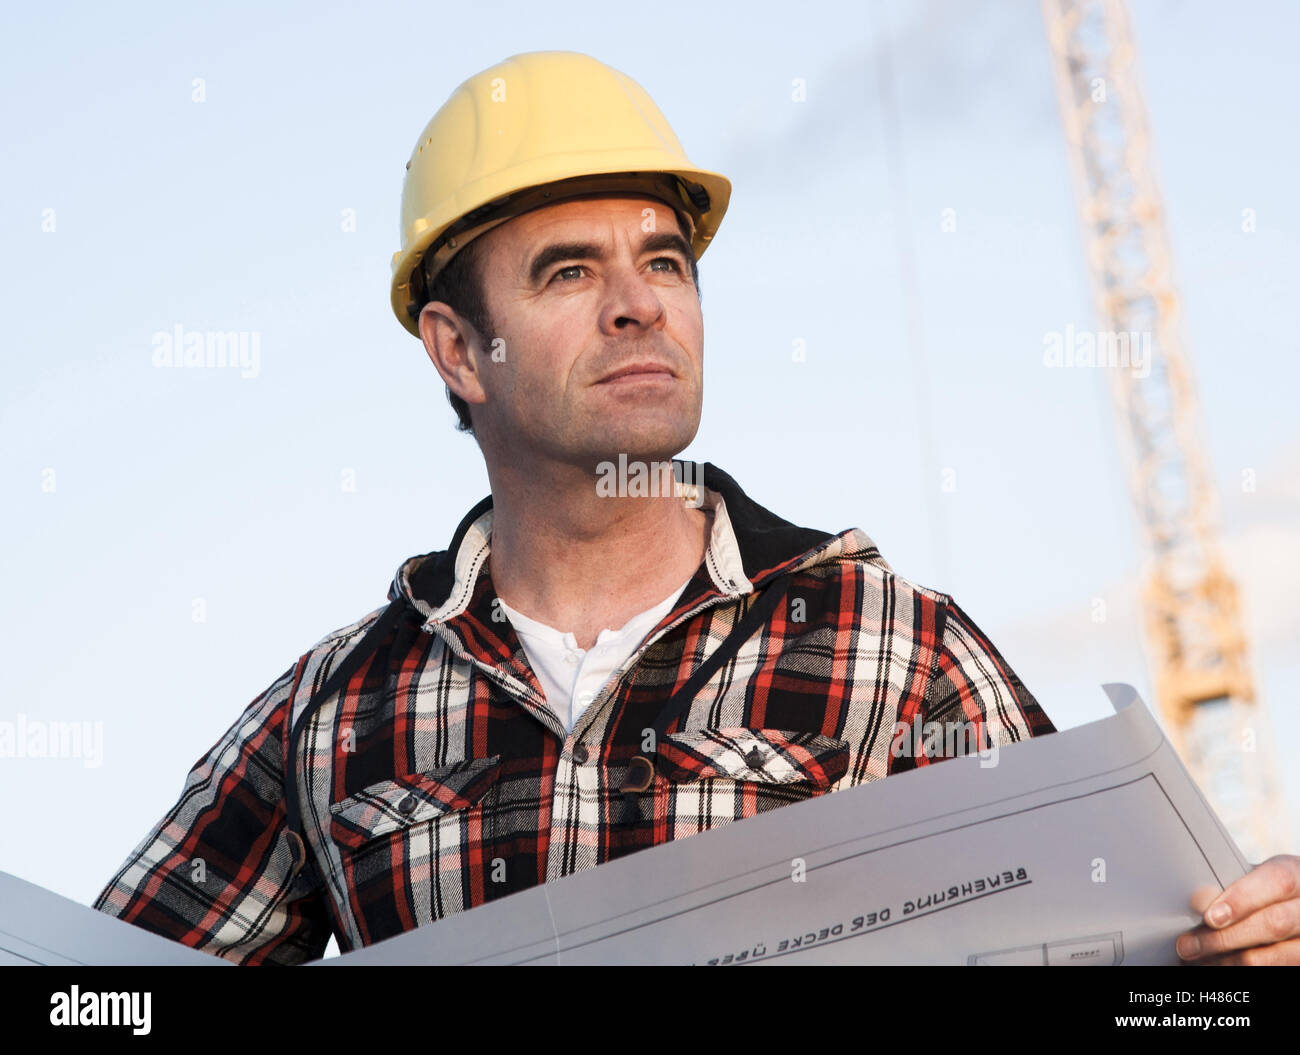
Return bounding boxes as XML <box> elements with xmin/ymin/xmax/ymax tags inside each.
<box><xmin>94</xmin><ymin>461</ymin><xmax>1056</xmax><ymax>964</ymax></box>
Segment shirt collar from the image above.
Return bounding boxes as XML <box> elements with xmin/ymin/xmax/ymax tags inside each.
<box><xmin>389</xmin><ymin>459</ymin><xmax>888</xmax><ymax>634</ymax></box>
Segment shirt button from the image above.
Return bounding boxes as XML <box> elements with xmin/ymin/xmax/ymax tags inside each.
<box><xmin>745</xmin><ymin>747</ymin><xmax>765</xmax><ymax>769</ymax></box>
<box><xmin>572</xmin><ymin>744</ymin><xmax>590</xmax><ymax>765</ymax></box>
<box><xmin>396</xmin><ymin>793</ymin><xmax>417</xmax><ymax>815</ymax></box>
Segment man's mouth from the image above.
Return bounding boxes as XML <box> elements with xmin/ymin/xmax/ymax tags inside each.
<box><xmin>597</xmin><ymin>361</ymin><xmax>676</xmax><ymax>384</ymax></box>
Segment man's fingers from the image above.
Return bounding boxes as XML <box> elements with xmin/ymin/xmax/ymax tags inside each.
<box><xmin>1199</xmin><ymin>855</ymin><xmax>1300</xmax><ymax>931</ymax></box>
<box><xmin>1178</xmin><ymin>896</ymin><xmax>1300</xmax><ymax>960</ymax></box>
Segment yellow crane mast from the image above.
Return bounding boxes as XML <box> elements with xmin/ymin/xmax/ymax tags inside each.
<box><xmin>1041</xmin><ymin>0</ymin><xmax>1288</xmax><ymax>861</ymax></box>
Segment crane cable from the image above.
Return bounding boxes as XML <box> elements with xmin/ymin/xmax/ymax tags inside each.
<box><xmin>872</xmin><ymin>4</ymin><xmax>954</xmax><ymax>590</ymax></box>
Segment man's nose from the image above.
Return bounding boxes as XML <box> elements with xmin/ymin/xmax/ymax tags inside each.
<box><xmin>597</xmin><ymin>260</ymin><xmax>667</xmax><ymax>332</ymax></box>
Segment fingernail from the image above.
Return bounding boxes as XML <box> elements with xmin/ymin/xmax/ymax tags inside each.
<box><xmin>1177</xmin><ymin>934</ymin><xmax>1200</xmax><ymax>959</ymax></box>
<box><xmin>1208</xmin><ymin>902</ymin><xmax>1231</xmax><ymax>926</ymax></box>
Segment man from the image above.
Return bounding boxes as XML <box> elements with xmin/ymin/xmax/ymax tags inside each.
<box><xmin>95</xmin><ymin>51</ymin><xmax>1298</xmax><ymax>966</ymax></box>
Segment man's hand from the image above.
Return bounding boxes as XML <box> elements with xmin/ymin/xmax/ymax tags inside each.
<box><xmin>1177</xmin><ymin>855</ymin><xmax>1300</xmax><ymax>965</ymax></box>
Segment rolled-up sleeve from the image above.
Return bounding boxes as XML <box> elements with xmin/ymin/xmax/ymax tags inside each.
<box><xmin>93</xmin><ymin>657</ymin><xmax>332</xmax><ymax>965</ymax></box>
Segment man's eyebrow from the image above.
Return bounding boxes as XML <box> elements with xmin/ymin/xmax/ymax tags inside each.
<box><xmin>526</xmin><ymin>232</ymin><xmax>695</xmax><ymax>285</ymax></box>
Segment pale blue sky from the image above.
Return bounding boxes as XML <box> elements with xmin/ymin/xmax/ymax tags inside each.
<box><xmin>3</xmin><ymin>0</ymin><xmax>1297</xmax><ymax>922</ymax></box>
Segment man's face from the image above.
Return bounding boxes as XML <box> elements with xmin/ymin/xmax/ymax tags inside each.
<box><xmin>459</xmin><ymin>193</ymin><xmax>704</xmax><ymax>472</ymax></box>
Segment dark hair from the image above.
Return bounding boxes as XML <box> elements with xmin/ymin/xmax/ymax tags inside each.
<box><xmin>417</xmin><ymin>210</ymin><xmax>702</xmax><ymax>436</ymax></box>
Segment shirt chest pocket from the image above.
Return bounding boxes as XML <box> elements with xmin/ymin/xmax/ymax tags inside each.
<box><xmin>652</xmin><ymin>728</ymin><xmax>850</xmax><ymax>837</ymax></box>
<box><xmin>329</xmin><ymin>756</ymin><xmax>502</xmax><ymax>855</ymax></box>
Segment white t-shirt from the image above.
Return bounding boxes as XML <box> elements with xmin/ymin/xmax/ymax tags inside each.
<box><xmin>498</xmin><ymin>574</ymin><xmax>694</xmax><ymax>734</ymax></box>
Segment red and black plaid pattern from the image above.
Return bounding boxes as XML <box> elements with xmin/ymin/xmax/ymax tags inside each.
<box><xmin>94</xmin><ymin>461</ymin><xmax>1056</xmax><ymax>963</ymax></box>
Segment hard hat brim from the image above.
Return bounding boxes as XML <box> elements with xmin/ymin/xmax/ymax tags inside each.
<box><xmin>390</xmin><ymin>160</ymin><xmax>731</xmax><ymax>338</ymax></box>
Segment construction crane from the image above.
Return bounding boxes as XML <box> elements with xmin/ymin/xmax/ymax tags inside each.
<box><xmin>1040</xmin><ymin>0</ymin><xmax>1288</xmax><ymax>862</ymax></box>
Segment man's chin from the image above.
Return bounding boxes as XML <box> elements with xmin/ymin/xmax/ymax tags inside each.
<box><xmin>565</xmin><ymin>411</ymin><xmax>695</xmax><ymax>463</ymax></box>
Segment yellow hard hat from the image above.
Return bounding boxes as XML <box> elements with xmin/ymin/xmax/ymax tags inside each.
<box><xmin>390</xmin><ymin>50</ymin><xmax>732</xmax><ymax>337</ymax></box>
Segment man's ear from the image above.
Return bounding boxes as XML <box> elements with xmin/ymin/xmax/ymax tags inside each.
<box><xmin>418</xmin><ymin>301</ymin><xmax>489</xmax><ymax>408</ymax></box>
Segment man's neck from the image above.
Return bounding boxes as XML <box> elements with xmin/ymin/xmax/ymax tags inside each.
<box><xmin>484</xmin><ymin>458</ymin><xmax>711</xmax><ymax>650</ymax></box>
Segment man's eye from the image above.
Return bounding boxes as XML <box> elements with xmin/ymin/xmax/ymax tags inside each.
<box><xmin>551</xmin><ymin>265</ymin><xmax>584</xmax><ymax>283</ymax></box>
<box><xmin>549</xmin><ymin>258</ymin><xmax>683</xmax><ymax>284</ymax></box>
